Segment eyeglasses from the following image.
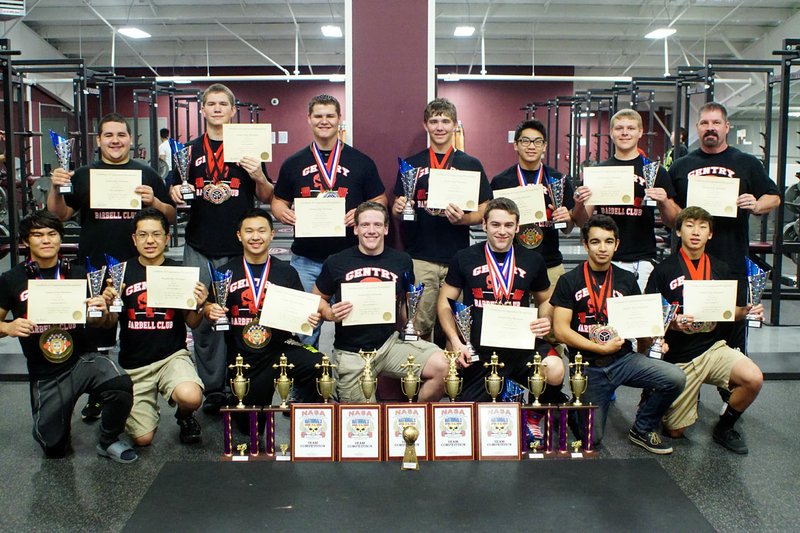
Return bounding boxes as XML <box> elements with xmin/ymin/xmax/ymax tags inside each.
<box><xmin>517</xmin><ymin>137</ymin><xmax>545</xmax><ymax>148</ymax></box>
<box><xmin>135</xmin><ymin>231</ymin><xmax>166</xmax><ymax>240</ymax></box>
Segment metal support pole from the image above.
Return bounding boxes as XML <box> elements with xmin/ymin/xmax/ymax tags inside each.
<box><xmin>1</xmin><ymin>41</ymin><xmax>20</xmax><ymax>265</ymax></box>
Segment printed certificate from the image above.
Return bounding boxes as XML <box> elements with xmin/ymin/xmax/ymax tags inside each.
<box><xmin>583</xmin><ymin>166</ymin><xmax>634</xmax><ymax>205</ymax></box>
<box><xmin>294</xmin><ymin>197</ymin><xmax>346</xmax><ymax>238</ymax></box>
<box><xmin>340</xmin><ymin>281</ymin><xmax>395</xmax><ymax>326</ymax></box>
<box><xmin>223</xmin><ymin>123</ymin><xmax>273</xmax><ymax>162</ymax></box>
<box><xmin>479</xmin><ymin>304</ymin><xmax>538</xmax><ymax>350</ymax></box>
<box><xmin>145</xmin><ymin>266</ymin><xmax>200</xmax><ymax>309</ymax></box>
<box><xmin>607</xmin><ymin>293</ymin><xmax>664</xmax><ymax>339</ymax></box>
<box><xmin>426</xmin><ymin>169</ymin><xmax>481</xmax><ymax>211</ymax></box>
<box><xmin>27</xmin><ymin>279</ymin><xmax>87</xmax><ymax>324</ymax></box>
<box><xmin>260</xmin><ymin>283</ymin><xmax>321</xmax><ymax>335</ymax></box>
<box><xmin>686</xmin><ymin>175</ymin><xmax>740</xmax><ymax>218</ymax></box>
<box><xmin>683</xmin><ymin>280</ymin><xmax>738</xmax><ymax>322</ymax></box>
<box><xmin>89</xmin><ymin>169</ymin><xmax>142</xmax><ymax>210</ymax></box>
<box><xmin>492</xmin><ymin>185</ymin><xmax>548</xmax><ymax>225</ymax></box>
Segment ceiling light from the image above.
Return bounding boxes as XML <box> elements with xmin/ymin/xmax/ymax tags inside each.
<box><xmin>321</xmin><ymin>25</ymin><xmax>343</xmax><ymax>38</ymax></box>
<box><xmin>173</xmin><ymin>78</ymin><xmax>192</xmax><ymax>84</ymax></box>
<box><xmin>443</xmin><ymin>73</ymin><xmax>461</xmax><ymax>82</ymax></box>
<box><xmin>454</xmin><ymin>26</ymin><xmax>476</xmax><ymax>37</ymax></box>
<box><xmin>645</xmin><ymin>28</ymin><xmax>676</xmax><ymax>39</ymax></box>
<box><xmin>118</xmin><ymin>27</ymin><xmax>151</xmax><ymax>39</ymax></box>
<box><xmin>328</xmin><ymin>74</ymin><xmax>346</xmax><ymax>83</ymax></box>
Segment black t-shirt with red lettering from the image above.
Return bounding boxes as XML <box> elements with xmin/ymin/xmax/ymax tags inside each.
<box><xmin>315</xmin><ymin>246</ymin><xmax>413</xmax><ymax>352</ymax></box>
<box><xmin>274</xmin><ymin>143</ymin><xmax>385</xmax><ymax>262</ymax></box>
<box><xmin>117</xmin><ymin>258</ymin><xmax>188</xmax><ymax>369</ymax></box>
<box><xmin>393</xmin><ymin>149</ymin><xmax>493</xmax><ymax>263</ymax></box>
<box><xmin>594</xmin><ymin>155</ymin><xmax>674</xmax><ymax>261</ymax></box>
<box><xmin>550</xmin><ymin>263</ymin><xmax>639</xmax><ymax>361</ymax></box>
<box><xmin>491</xmin><ymin>164</ymin><xmax>575</xmax><ymax>268</ymax></box>
<box><xmin>444</xmin><ymin>242</ymin><xmax>550</xmax><ymax>359</ymax></box>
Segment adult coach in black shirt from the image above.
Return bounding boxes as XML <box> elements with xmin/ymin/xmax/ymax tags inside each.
<box><xmin>645</xmin><ymin>206</ymin><xmax>763</xmax><ymax>454</ymax></box>
<box><xmin>169</xmin><ymin>84</ymin><xmax>274</xmax><ymax>414</ymax></box>
<box><xmin>668</xmin><ymin>102</ymin><xmax>780</xmax><ymax>352</ymax></box>
<box><xmin>391</xmin><ymin>98</ymin><xmax>493</xmax><ymax>342</ymax></box>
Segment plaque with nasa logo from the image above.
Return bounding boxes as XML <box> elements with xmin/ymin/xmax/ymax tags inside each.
<box><xmin>384</xmin><ymin>403</ymin><xmax>429</xmax><ymax>461</ymax></box>
<box><xmin>430</xmin><ymin>403</ymin><xmax>475</xmax><ymax>461</ymax></box>
<box><xmin>337</xmin><ymin>404</ymin><xmax>383</xmax><ymax>461</ymax></box>
<box><xmin>476</xmin><ymin>403</ymin><xmax>521</xmax><ymax>460</ymax></box>
<box><xmin>291</xmin><ymin>404</ymin><xmax>336</xmax><ymax>461</ymax></box>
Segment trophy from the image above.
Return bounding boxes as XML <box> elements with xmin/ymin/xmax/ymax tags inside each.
<box><xmin>229</xmin><ymin>353</ymin><xmax>252</xmax><ymax>409</ymax></box>
<box><xmin>746</xmin><ymin>257</ymin><xmax>768</xmax><ymax>328</ymax></box>
<box><xmin>85</xmin><ymin>259</ymin><xmax>107</xmax><ymax>318</ymax></box>
<box><xmin>358</xmin><ymin>349</ymin><xmax>378</xmax><ymax>402</ymax></box>
<box><xmin>526</xmin><ymin>353</ymin><xmax>548</xmax><ymax>406</ymax></box>
<box><xmin>401</xmin><ymin>272</ymin><xmax>424</xmax><ymax>341</ymax></box>
<box><xmin>315</xmin><ymin>355</ymin><xmax>337</xmax><ymax>403</ymax></box>
<box><xmin>483</xmin><ymin>352</ymin><xmax>505</xmax><ymax>402</ymax></box>
<box><xmin>449</xmin><ymin>299</ymin><xmax>479</xmax><ymax>362</ymax></box>
<box><xmin>401</xmin><ymin>425</ymin><xmax>420</xmax><ymax>471</ymax></box>
<box><xmin>642</xmin><ymin>161</ymin><xmax>660</xmax><ymax>207</ymax></box>
<box><xmin>649</xmin><ymin>297</ymin><xmax>679</xmax><ymax>359</ymax></box>
<box><xmin>49</xmin><ymin>130</ymin><xmax>74</xmax><ymax>194</ymax></box>
<box><xmin>569</xmin><ymin>352</ymin><xmax>589</xmax><ymax>406</ymax></box>
<box><xmin>398</xmin><ymin>158</ymin><xmax>419</xmax><ymax>222</ymax></box>
<box><xmin>272</xmin><ymin>353</ymin><xmax>295</xmax><ymax>409</ymax></box>
<box><xmin>209</xmin><ymin>263</ymin><xmax>233</xmax><ymax>331</ymax></box>
<box><xmin>399</xmin><ymin>355</ymin><xmax>421</xmax><ymax>402</ymax></box>
<box><xmin>443</xmin><ymin>350</ymin><xmax>462</xmax><ymax>401</ymax></box>
<box><xmin>104</xmin><ymin>254</ymin><xmax>126</xmax><ymax>313</ymax></box>
<box><xmin>173</xmin><ymin>143</ymin><xmax>195</xmax><ymax>203</ymax></box>
<box><xmin>548</xmin><ymin>175</ymin><xmax>567</xmax><ymax>229</ymax></box>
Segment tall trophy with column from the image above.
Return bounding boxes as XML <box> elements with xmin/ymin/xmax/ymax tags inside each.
<box><xmin>49</xmin><ymin>130</ymin><xmax>74</xmax><ymax>194</ymax></box>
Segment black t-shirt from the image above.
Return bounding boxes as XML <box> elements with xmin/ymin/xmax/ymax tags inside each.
<box><xmin>274</xmin><ymin>143</ymin><xmax>385</xmax><ymax>262</ymax></box>
<box><xmin>315</xmin><ymin>246</ymin><xmax>413</xmax><ymax>352</ymax></box>
<box><xmin>393</xmin><ymin>149</ymin><xmax>493</xmax><ymax>263</ymax></box>
<box><xmin>183</xmin><ymin>135</ymin><xmax>267</xmax><ymax>258</ymax></box>
<box><xmin>117</xmin><ymin>258</ymin><xmax>188</xmax><ymax>369</ymax></box>
<box><xmin>668</xmin><ymin>147</ymin><xmax>779</xmax><ymax>276</ymax></box>
<box><xmin>65</xmin><ymin>159</ymin><xmax>171</xmax><ymax>266</ymax></box>
<box><xmin>550</xmin><ymin>263</ymin><xmax>639</xmax><ymax>361</ymax></box>
<box><xmin>0</xmin><ymin>262</ymin><xmax>98</xmax><ymax>380</ymax></box>
<box><xmin>491</xmin><ymin>164</ymin><xmax>575</xmax><ymax>267</ymax></box>
<box><xmin>445</xmin><ymin>242</ymin><xmax>550</xmax><ymax>358</ymax></box>
<box><xmin>645</xmin><ymin>251</ymin><xmax>746</xmax><ymax>364</ymax></box>
<box><xmin>594</xmin><ymin>155</ymin><xmax>674</xmax><ymax>261</ymax></box>
<box><xmin>211</xmin><ymin>255</ymin><xmax>304</xmax><ymax>365</ymax></box>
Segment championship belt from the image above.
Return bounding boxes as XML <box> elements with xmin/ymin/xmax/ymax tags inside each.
<box><xmin>242</xmin><ymin>321</ymin><xmax>272</xmax><ymax>349</ymax></box>
<box><xmin>588</xmin><ymin>324</ymin><xmax>619</xmax><ymax>345</ymax></box>
<box><xmin>517</xmin><ymin>225</ymin><xmax>544</xmax><ymax>249</ymax></box>
<box><xmin>687</xmin><ymin>321</ymin><xmax>716</xmax><ymax>334</ymax></box>
<box><xmin>202</xmin><ymin>182</ymin><xmax>232</xmax><ymax>204</ymax></box>
<box><xmin>39</xmin><ymin>326</ymin><xmax>74</xmax><ymax>364</ymax></box>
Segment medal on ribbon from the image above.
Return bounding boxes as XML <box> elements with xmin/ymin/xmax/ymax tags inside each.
<box><xmin>28</xmin><ymin>259</ymin><xmax>74</xmax><ymax>363</ymax></box>
<box><xmin>202</xmin><ymin>134</ymin><xmax>232</xmax><ymax>204</ymax></box>
<box><xmin>516</xmin><ymin>165</ymin><xmax>546</xmax><ymax>249</ymax></box>
<box><xmin>311</xmin><ymin>141</ymin><xmax>342</xmax><ymax>197</ymax></box>
<box><xmin>424</xmin><ymin>146</ymin><xmax>455</xmax><ymax>217</ymax></box>
<box><xmin>485</xmin><ymin>243</ymin><xmax>516</xmax><ymax>304</ymax></box>
<box><xmin>583</xmin><ymin>262</ymin><xmax>618</xmax><ymax>345</ymax></box>
<box><xmin>242</xmin><ymin>258</ymin><xmax>271</xmax><ymax>349</ymax></box>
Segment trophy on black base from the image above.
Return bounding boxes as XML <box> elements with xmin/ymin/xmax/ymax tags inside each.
<box><xmin>549</xmin><ymin>175</ymin><xmax>568</xmax><ymax>229</ymax></box>
<box><xmin>642</xmin><ymin>161</ymin><xmax>660</xmax><ymax>207</ymax></box>
<box><xmin>86</xmin><ymin>259</ymin><xmax>107</xmax><ymax>318</ymax></box>
<box><xmin>50</xmin><ymin>130</ymin><xmax>74</xmax><ymax>194</ymax></box>
<box><xmin>209</xmin><ymin>263</ymin><xmax>233</xmax><ymax>331</ymax></box>
<box><xmin>746</xmin><ymin>257</ymin><xmax>768</xmax><ymax>328</ymax></box>
<box><xmin>398</xmin><ymin>158</ymin><xmax>419</xmax><ymax>222</ymax></box>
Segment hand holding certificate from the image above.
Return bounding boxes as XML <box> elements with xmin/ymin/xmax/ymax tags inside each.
<box><xmin>426</xmin><ymin>169</ymin><xmax>481</xmax><ymax>211</ymax></box>
<box><xmin>223</xmin><ymin>123</ymin><xmax>273</xmax><ymax>162</ymax></box>
<box><xmin>479</xmin><ymin>304</ymin><xmax>538</xmax><ymax>350</ymax></box>
<box><xmin>294</xmin><ymin>197</ymin><xmax>346</xmax><ymax>238</ymax></box>
<box><xmin>686</xmin><ymin>175</ymin><xmax>740</xmax><ymax>218</ymax></box>
<box><xmin>260</xmin><ymin>284</ymin><xmax>321</xmax><ymax>335</ymax></box>
<box><xmin>90</xmin><ymin>169</ymin><xmax>142</xmax><ymax>210</ymax></box>
<box><xmin>607</xmin><ymin>294</ymin><xmax>664</xmax><ymax>339</ymax></box>
<box><xmin>27</xmin><ymin>279</ymin><xmax>87</xmax><ymax>324</ymax></box>
<box><xmin>340</xmin><ymin>281</ymin><xmax>395</xmax><ymax>326</ymax></box>
<box><xmin>683</xmin><ymin>280</ymin><xmax>737</xmax><ymax>321</ymax></box>
<box><xmin>145</xmin><ymin>266</ymin><xmax>201</xmax><ymax>309</ymax></box>
<box><xmin>492</xmin><ymin>185</ymin><xmax>548</xmax><ymax>225</ymax></box>
<box><xmin>582</xmin><ymin>166</ymin><xmax>635</xmax><ymax>205</ymax></box>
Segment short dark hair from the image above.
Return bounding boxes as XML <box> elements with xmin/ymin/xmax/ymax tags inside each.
<box><xmin>675</xmin><ymin>206</ymin><xmax>713</xmax><ymax>232</ymax></box>
<box><xmin>202</xmin><ymin>83</ymin><xmax>236</xmax><ymax>106</ymax></box>
<box><xmin>19</xmin><ymin>210</ymin><xmax>64</xmax><ymax>243</ymax></box>
<box><xmin>698</xmin><ymin>102</ymin><xmax>728</xmax><ymax>121</ymax></box>
<box><xmin>133</xmin><ymin>207</ymin><xmax>169</xmax><ymax>234</ymax></box>
<box><xmin>424</xmin><ymin>98</ymin><xmax>457</xmax><ymax>123</ymax></box>
<box><xmin>98</xmin><ymin>112</ymin><xmax>131</xmax><ymax>136</ymax></box>
<box><xmin>679</xmin><ymin>127</ymin><xmax>687</xmax><ymax>143</ymax></box>
<box><xmin>308</xmin><ymin>94</ymin><xmax>341</xmax><ymax>116</ymax></box>
<box><xmin>354</xmin><ymin>201</ymin><xmax>389</xmax><ymax>225</ymax></box>
<box><xmin>483</xmin><ymin>197</ymin><xmax>520</xmax><ymax>223</ymax></box>
<box><xmin>160</xmin><ymin>128</ymin><xmax>169</xmax><ymax>138</ymax></box>
<box><xmin>581</xmin><ymin>214</ymin><xmax>619</xmax><ymax>242</ymax></box>
<box><xmin>515</xmin><ymin>119</ymin><xmax>547</xmax><ymax>142</ymax></box>
<box><xmin>236</xmin><ymin>207</ymin><xmax>274</xmax><ymax>232</ymax></box>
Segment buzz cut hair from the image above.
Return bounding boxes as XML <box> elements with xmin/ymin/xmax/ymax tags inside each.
<box><xmin>308</xmin><ymin>94</ymin><xmax>341</xmax><ymax>116</ymax></box>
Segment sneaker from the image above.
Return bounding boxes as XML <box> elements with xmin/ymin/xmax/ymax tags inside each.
<box><xmin>712</xmin><ymin>423</ymin><xmax>748</xmax><ymax>455</ymax></box>
<box><xmin>176</xmin><ymin>414</ymin><xmax>202</xmax><ymax>444</ymax></box>
<box><xmin>81</xmin><ymin>399</ymin><xmax>103</xmax><ymax>421</ymax></box>
<box><xmin>628</xmin><ymin>428</ymin><xmax>673</xmax><ymax>455</ymax></box>
<box><xmin>201</xmin><ymin>392</ymin><xmax>226</xmax><ymax>415</ymax></box>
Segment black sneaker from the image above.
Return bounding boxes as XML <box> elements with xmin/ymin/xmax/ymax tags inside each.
<box><xmin>712</xmin><ymin>423</ymin><xmax>748</xmax><ymax>454</ymax></box>
<box><xmin>176</xmin><ymin>414</ymin><xmax>202</xmax><ymax>444</ymax></box>
<box><xmin>628</xmin><ymin>428</ymin><xmax>673</xmax><ymax>455</ymax></box>
<box><xmin>201</xmin><ymin>392</ymin><xmax>226</xmax><ymax>415</ymax></box>
<box><xmin>81</xmin><ymin>399</ymin><xmax>103</xmax><ymax>421</ymax></box>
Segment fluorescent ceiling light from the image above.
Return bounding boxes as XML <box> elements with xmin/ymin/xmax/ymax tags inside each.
<box><xmin>443</xmin><ymin>73</ymin><xmax>461</xmax><ymax>82</ymax></box>
<box><xmin>454</xmin><ymin>26</ymin><xmax>476</xmax><ymax>37</ymax></box>
<box><xmin>328</xmin><ymin>74</ymin><xmax>346</xmax><ymax>83</ymax></box>
<box><xmin>321</xmin><ymin>25</ymin><xmax>343</xmax><ymax>38</ymax></box>
<box><xmin>118</xmin><ymin>27</ymin><xmax>151</xmax><ymax>39</ymax></box>
<box><xmin>789</xmin><ymin>112</ymin><xmax>800</xmax><ymax>118</ymax></box>
<box><xmin>173</xmin><ymin>78</ymin><xmax>192</xmax><ymax>84</ymax></box>
<box><xmin>645</xmin><ymin>28</ymin><xmax>676</xmax><ymax>39</ymax></box>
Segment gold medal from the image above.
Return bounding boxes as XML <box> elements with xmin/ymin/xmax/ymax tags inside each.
<box><xmin>588</xmin><ymin>324</ymin><xmax>618</xmax><ymax>345</ymax></box>
<box><xmin>39</xmin><ymin>327</ymin><xmax>74</xmax><ymax>364</ymax></box>
<box><xmin>202</xmin><ymin>182</ymin><xmax>232</xmax><ymax>204</ymax></box>
<box><xmin>242</xmin><ymin>321</ymin><xmax>271</xmax><ymax>349</ymax></box>
<box><xmin>517</xmin><ymin>225</ymin><xmax>544</xmax><ymax>249</ymax></box>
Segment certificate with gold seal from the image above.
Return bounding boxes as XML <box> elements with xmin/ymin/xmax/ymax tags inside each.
<box><xmin>145</xmin><ymin>266</ymin><xmax>200</xmax><ymax>310</ymax></box>
<box><xmin>27</xmin><ymin>279</ymin><xmax>87</xmax><ymax>324</ymax></box>
<box><xmin>607</xmin><ymin>293</ymin><xmax>665</xmax><ymax>339</ymax></box>
<box><xmin>686</xmin><ymin>175</ymin><xmax>740</xmax><ymax>218</ymax></box>
<box><xmin>492</xmin><ymin>185</ymin><xmax>548</xmax><ymax>225</ymax></box>
<box><xmin>294</xmin><ymin>197</ymin><xmax>346</xmax><ymax>238</ymax></box>
<box><xmin>426</xmin><ymin>169</ymin><xmax>481</xmax><ymax>211</ymax></box>
<box><xmin>89</xmin><ymin>169</ymin><xmax>142</xmax><ymax>210</ymax></box>
<box><xmin>223</xmin><ymin>123</ymin><xmax>273</xmax><ymax>162</ymax></box>
<box><xmin>480</xmin><ymin>303</ymin><xmax>538</xmax><ymax>350</ymax></box>
<box><xmin>259</xmin><ymin>283</ymin><xmax>321</xmax><ymax>335</ymax></box>
<box><xmin>683</xmin><ymin>280</ymin><xmax>738</xmax><ymax>322</ymax></box>
<box><xmin>583</xmin><ymin>166</ymin><xmax>635</xmax><ymax>205</ymax></box>
<box><xmin>340</xmin><ymin>281</ymin><xmax>395</xmax><ymax>326</ymax></box>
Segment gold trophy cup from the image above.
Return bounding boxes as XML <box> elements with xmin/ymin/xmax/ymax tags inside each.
<box><xmin>399</xmin><ymin>355</ymin><xmax>421</xmax><ymax>402</ymax></box>
<box><xmin>443</xmin><ymin>350</ymin><xmax>463</xmax><ymax>401</ymax></box>
<box><xmin>272</xmin><ymin>354</ymin><xmax>295</xmax><ymax>408</ymax></box>
<box><xmin>315</xmin><ymin>355</ymin><xmax>337</xmax><ymax>403</ymax></box>
<box><xmin>228</xmin><ymin>354</ymin><xmax>251</xmax><ymax>409</ymax></box>
<box><xmin>526</xmin><ymin>353</ymin><xmax>548</xmax><ymax>406</ymax></box>
<box><xmin>484</xmin><ymin>352</ymin><xmax>505</xmax><ymax>402</ymax></box>
<box><xmin>401</xmin><ymin>424</ymin><xmax>420</xmax><ymax>471</ymax></box>
<box><xmin>358</xmin><ymin>349</ymin><xmax>378</xmax><ymax>402</ymax></box>
<box><xmin>569</xmin><ymin>352</ymin><xmax>589</xmax><ymax>406</ymax></box>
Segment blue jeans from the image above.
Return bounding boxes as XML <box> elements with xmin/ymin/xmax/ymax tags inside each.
<box><xmin>580</xmin><ymin>352</ymin><xmax>685</xmax><ymax>445</ymax></box>
<box><xmin>290</xmin><ymin>254</ymin><xmax>324</xmax><ymax>348</ymax></box>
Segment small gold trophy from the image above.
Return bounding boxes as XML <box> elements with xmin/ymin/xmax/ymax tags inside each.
<box><xmin>400</xmin><ymin>355</ymin><xmax>421</xmax><ymax>402</ymax></box>
<box><xmin>315</xmin><ymin>355</ymin><xmax>337</xmax><ymax>403</ymax></box>
<box><xmin>236</xmin><ymin>443</ymin><xmax>248</xmax><ymax>456</ymax></box>
<box><xmin>526</xmin><ymin>353</ymin><xmax>548</xmax><ymax>406</ymax></box>
<box><xmin>358</xmin><ymin>349</ymin><xmax>378</xmax><ymax>402</ymax></box>
<box><xmin>443</xmin><ymin>350</ymin><xmax>462</xmax><ymax>401</ymax></box>
<box><xmin>484</xmin><ymin>352</ymin><xmax>505</xmax><ymax>402</ymax></box>
<box><xmin>569</xmin><ymin>352</ymin><xmax>589</xmax><ymax>406</ymax></box>
<box><xmin>272</xmin><ymin>353</ymin><xmax>295</xmax><ymax>408</ymax></box>
<box><xmin>571</xmin><ymin>440</ymin><xmax>582</xmax><ymax>455</ymax></box>
<box><xmin>401</xmin><ymin>424</ymin><xmax>420</xmax><ymax>471</ymax></box>
<box><xmin>229</xmin><ymin>354</ymin><xmax>251</xmax><ymax>409</ymax></box>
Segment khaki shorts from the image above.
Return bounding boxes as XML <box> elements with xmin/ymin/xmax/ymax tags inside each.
<box><xmin>412</xmin><ymin>259</ymin><xmax>450</xmax><ymax>338</ymax></box>
<box><xmin>125</xmin><ymin>349</ymin><xmax>204</xmax><ymax>438</ymax></box>
<box><xmin>663</xmin><ymin>340</ymin><xmax>745</xmax><ymax>431</ymax></box>
<box><xmin>333</xmin><ymin>332</ymin><xmax>441</xmax><ymax>403</ymax></box>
